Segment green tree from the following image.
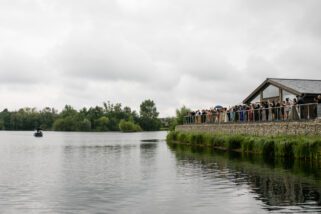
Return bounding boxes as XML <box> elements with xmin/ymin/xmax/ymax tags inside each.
<box><xmin>78</xmin><ymin>119</ymin><xmax>91</xmax><ymax>131</ymax></box>
<box><xmin>140</xmin><ymin>99</ymin><xmax>159</xmax><ymax>119</ymax></box>
<box><xmin>0</xmin><ymin>100</ymin><xmax>165</xmax><ymax>132</ymax></box>
<box><xmin>95</xmin><ymin>116</ymin><xmax>109</xmax><ymax>131</ymax></box>
<box><xmin>60</xmin><ymin>105</ymin><xmax>78</xmax><ymax>118</ymax></box>
<box><xmin>53</xmin><ymin>105</ymin><xmax>82</xmax><ymax>131</ymax></box>
<box><xmin>0</xmin><ymin>109</ymin><xmax>11</xmax><ymax>130</ymax></box>
<box><xmin>139</xmin><ymin>99</ymin><xmax>161</xmax><ymax>131</ymax></box>
<box><xmin>175</xmin><ymin>106</ymin><xmax>191</xmax><ymax>125</ymax></box>
<box><xmin>39</xmin><ymin>107</ymin><xmax>57</xmax><ymax>130</ymax></box>
<box><xmin>167</xmin><ymin>106</ymin><xmax>191</xmax><ymax>131</ymax></box>
<box><xmin>159</xmin><ymin>117</ymin><xmax>176</xmax><ymax>131</ymax></box>
<box><xmin>86</xmin><ymin>106</ymin><xmax>104</xmax><ymax>130</ymax></box>
<box><xmin>0</xmin><ymin>119</ymin><xmax>4</xmax><ymax>130</ymax></box>
<box><xmin>53</xmin><ymin>116</ymin><xmax>79</xmax><ymax>131</ymax></box>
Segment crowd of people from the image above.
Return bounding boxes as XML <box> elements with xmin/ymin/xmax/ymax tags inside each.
<box><xmin>185</xmin><ymin>95</ymin><xmax>321</xmax><ymax>124</ymax></box>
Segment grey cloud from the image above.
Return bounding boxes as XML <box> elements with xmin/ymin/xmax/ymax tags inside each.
<box><xmin>52</xmin><ymin>31</ymin><xmax>155</xmax><ymax>82</ymax></box>
<box><xmin>275</xmin><ymin>42</ymin><xmax>321</xmax><ymax>79</ymax></box>
<box><xmin>1</xmin><ymin>0</ymin><xmax>321</xmax><ymax>116</ymax></box>
<box><xmin>0</xmin><ymin>50</ymin><xmax>45</xmax><ymax>85</ymax></box>
<box><xmin>178</xmin><ymin>51</ymin><xmax>237</xmax><ymax>81</ymax></box>
<box><xmin>245</xmin><ymin>57</ymin><xmax>279</xmax><ymax>79</ymax></box>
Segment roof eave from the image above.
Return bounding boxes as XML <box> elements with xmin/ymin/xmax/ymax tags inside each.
<box><xmin>243</xmin><ymin>79</ymin><xmax>269</xmax><ymax>104</ymax></box>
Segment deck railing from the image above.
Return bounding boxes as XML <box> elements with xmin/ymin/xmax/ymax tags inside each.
<box><xmin>183</xmin><ymin>103</ymin><xmax>321</xmax><ymax>125</ymax></box>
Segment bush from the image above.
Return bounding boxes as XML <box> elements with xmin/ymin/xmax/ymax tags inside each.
<box><xmin>166</xmin><ymin>131</ymin><xmax>178</xmax><ymax>141</ymax></box>
<box><xmin>52</xmin><ymin>117</ymin><xmax>79</xmax><ymax>131</ymax></box>
<box><xmin>119</xmin><ymin>120</ymin><xmax>142</xmax><ymax>132</ymax></box>
<box><xmin>78</xmin><ymin>119</ymin><xmax>92</xmax><ymax>131</ymax></box>
<box><xmin>95</xmin><ymin>116</ymin><xmax>109</xmax><ymax>131</ymax></box>
<box><xmin>178</xmin><ymin>132</ymin><xmax>187</xmax><ymax>143</ymax></box>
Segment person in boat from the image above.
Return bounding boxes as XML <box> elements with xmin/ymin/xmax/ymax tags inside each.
<box><xmin>34</xmin><ymin>127</ymin><xmax>43</xmax><ymax>137</ymax></box>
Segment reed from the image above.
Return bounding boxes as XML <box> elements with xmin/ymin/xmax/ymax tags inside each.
<box><xmin>167</xmin><ymin>131</ymin><xmax>321</xmax><ymax>161</ymax></box>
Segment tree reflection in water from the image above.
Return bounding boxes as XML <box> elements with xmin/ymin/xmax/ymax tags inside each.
<box><xmin>168</xmin><ymin>143</ymin><xmax>321</xmax><ymax>211</ymax></box>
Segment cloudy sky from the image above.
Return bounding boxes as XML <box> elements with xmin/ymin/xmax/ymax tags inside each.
<box><xmin>0</xmin><ymin>0</ymin><xmax>320</xmax><ymax>116</ymax></box>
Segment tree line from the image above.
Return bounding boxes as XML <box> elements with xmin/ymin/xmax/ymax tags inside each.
<box><xmin>0</xmin><ymin>100</ymin><xmax>161</xmax><ymax>132</ymax></box>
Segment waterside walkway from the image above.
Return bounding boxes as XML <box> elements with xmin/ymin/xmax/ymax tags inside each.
<box><xmin>184</xmin><ymin>103</ymin><xmax>321</xmax><ymax>125</ymax></box>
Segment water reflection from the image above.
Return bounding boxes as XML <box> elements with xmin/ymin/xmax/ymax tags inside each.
<box><xmin>168</xmin><ymin>143</ymin><xmax>321</xmax><ymax>213</ymax></box>
<box><xmin>2</xmin><ymin>131</ymin><xmax>321</xmax><ymax>213</ymax></box>
<box><xmin>141</xmin><ymin>139</ymin><xmax>160</xmax><ymax>142</ymax></box>
<box><xmin>140</xmin><ymin>142</ymin><xmax>158</xmax><ymax>150</ymax></box>
<box><xmin>140</xmin><ymin>142</ymin><xmax>158</xmax><ymax>178</ymax></box>
<box><xmin>140</xmin><ymin>142</ymin><xmax>158</xmax><ymax>160</ymax></box>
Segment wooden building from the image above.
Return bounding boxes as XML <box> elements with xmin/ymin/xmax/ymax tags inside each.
<box><xmin>243</xmin><ymin>78</ymin><xmax>321</xmax><ymax>104</ymax></box>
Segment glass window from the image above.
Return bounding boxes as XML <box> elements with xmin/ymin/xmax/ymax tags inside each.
<box><xmin>263</xmin><ymin>85</ymin><xmax>279</xmax><ymax>99</ymax></box>
<box><xmin>282</xmin><ymin>90</ymin><xmax>296</xmax><ymax>101</ymax></box>
<box><xmin>251</xmin><ymin>94</ymin><xmax>260</xmax><ymax>103</ymax></box>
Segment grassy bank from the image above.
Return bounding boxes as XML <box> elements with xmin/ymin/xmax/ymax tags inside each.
<box><xmin>166</xmin><ymin>131</ymin><xmax>321</xmax><ymax>161</ymax></box>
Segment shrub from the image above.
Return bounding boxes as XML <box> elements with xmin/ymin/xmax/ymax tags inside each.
<box><xmin>119</xmin><ymin>120</ymin><xmax>142</xmax><ymax>132</ymax></box>
<box><xmin>166</xmin><ymin>131</ymin><xmax>178</xmax><ymax>141</ymax></box>
<box><xmin>178</xmin><ymin>132</ymin><xmax>188</xmax><ymax>143</ymax></box>
<box><xmin>95</xmin><ymin>116</ymin><xmax>109</xmax><ymax>131</ymax></box>
<box><xmin>78</xmin><ymin>119</ymin><xmax>92</xmax><ymax>131</ymax></box>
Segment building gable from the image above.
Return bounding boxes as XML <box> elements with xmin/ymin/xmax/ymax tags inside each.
<box><xmin>243</xmin><ymin>78</ymin><xmax>321</xmax><ymax>104</ymax></box>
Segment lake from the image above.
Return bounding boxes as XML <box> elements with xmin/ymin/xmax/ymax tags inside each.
<box><xmin>0</xmin><ymin>131</ymin><xmax>321</xmax><ymax>213</ymax></box>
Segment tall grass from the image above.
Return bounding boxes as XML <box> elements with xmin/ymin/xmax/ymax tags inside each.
<box><xmin>167</xmin><ymin>131</ymin><xmax>321</xmax><ymax>161</ymax></box>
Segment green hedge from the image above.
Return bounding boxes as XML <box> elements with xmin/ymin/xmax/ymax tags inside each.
<box><xmin>166</xmin><ymin>131</ymin><xmax>321</xmax><ymax>161</ymax></box>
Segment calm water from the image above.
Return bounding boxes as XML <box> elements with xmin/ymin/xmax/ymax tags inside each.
<box><xmin>0</xmin><ymin>131</ymin><xmax>321</xmax><ymax>213</ymax></box>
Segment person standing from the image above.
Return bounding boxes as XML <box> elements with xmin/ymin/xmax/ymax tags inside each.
<box><xmin>285</xmin><ymin>98</ymin><xmax>292</xmax><ymax>120</ymax></box>
<box><xmin>292</xmin><ymin>98</ymin><xmax>299</xmax><ymax>120</ymax></box>
<box><xmin>281</xmin><ymin>101</ymin><xmax>285</xmax><ymax>120</ymax></box>
<box><xmin>315</xmin><ymin>95</ymin><xmax>321</xmax><ymax>118</ymax></box>
<box><xmin>297</xmin><ymin>95</ymin><xmax>305</xmax><ymax>119</ymax></box>
<box><xmin>275</xmin><ymin>101</ymin><xmax>281</xmax><ymax>121</ymax></box>
<box><xmin>268</xmin><ymin>100</ymin><xmax>273</xmax><ymax>121</ymax></box>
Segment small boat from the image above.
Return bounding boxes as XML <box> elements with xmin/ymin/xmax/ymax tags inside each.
<box><xmin>34</xmin><ymin>131</ymin><xmax>43</xmax><ymax>137</ymax></box>
<box><xmin>34</xmin><ymin>128</ymin><xmax>43</xmax><ymax>137</ymax></box>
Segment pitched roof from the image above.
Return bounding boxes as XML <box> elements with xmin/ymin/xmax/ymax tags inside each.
<box><xmin>243</xmin><ymin>78</ymin><xmax>321</xmax><ymax>104</ymax></box>
<box><xmin>270</xmin><ymin>78</ymin><xmax>321</xmax><ymax>94</ymax></box>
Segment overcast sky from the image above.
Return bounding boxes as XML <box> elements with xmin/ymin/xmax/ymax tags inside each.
<box><xmin>0</xmin><ymin>0</ymin><xmax>320</xmax><ymax>116</ymax></box>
